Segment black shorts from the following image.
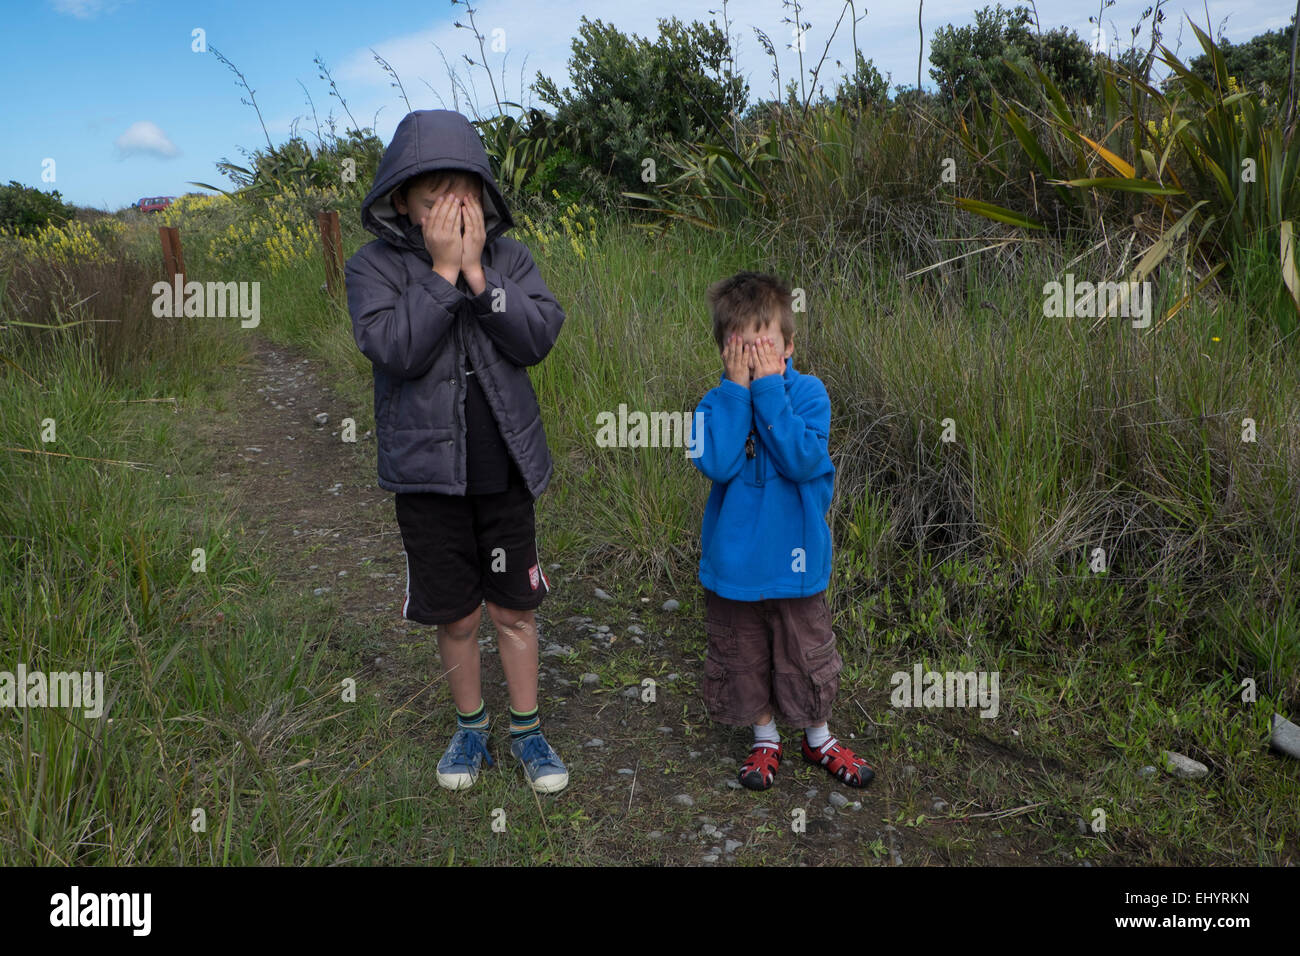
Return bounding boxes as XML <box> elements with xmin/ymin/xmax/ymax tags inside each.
<box><xmin>394</xmin><ymin>477</ymin><xmax>550</xmax><ymax>626</ymax></box>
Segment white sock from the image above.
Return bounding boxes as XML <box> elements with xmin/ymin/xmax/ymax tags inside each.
<box><xmin>805</xmin><ymin>723</ymin><xmax>832</xmax><ymax>749</ymax></box>
<box><xmin>752</xmin><ymin>718</ymin><xmax>779</xmax><ymax>748</ymax></box>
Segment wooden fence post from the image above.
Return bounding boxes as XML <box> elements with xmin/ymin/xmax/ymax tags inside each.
<box><xmin>317</xmin><ymin>211</ymin><xmax>344</xmax><ymax>302</ymax></box>
<box><xmin>159</xmin><ymin>226</ymin><xmax>186</xmax><ymax>313</ymax></box>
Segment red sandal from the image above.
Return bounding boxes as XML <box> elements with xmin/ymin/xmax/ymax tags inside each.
<box><xmin>738</xmin><ymin>742</ymin><xmax>782</xmax><ymax>791</ymax></box>
<box><xmin>802</xmin><ymin>735</ymin><xmax>875</xmax><ymax>787</ymax></box>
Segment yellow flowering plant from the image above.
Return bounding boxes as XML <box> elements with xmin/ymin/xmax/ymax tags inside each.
<box><xmin>515</xmin><ymin>190</ymin><xmax>600</xmax><ymax>260</ymax></box>
<box><xmin>0</xmin><ymin>217</ymin><xmax>126</xmax><ymax>264</ymax></box>
<box><xmin>199</xmin><ymin>186</ymin><xmax>341</xmax><ymax>272</ymax></box>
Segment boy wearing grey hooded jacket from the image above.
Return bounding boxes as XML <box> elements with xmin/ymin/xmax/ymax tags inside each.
<box><xmin>346</xmin><ymin>109</ymin><xmax>567</xmax><ymax>794</ymax></box>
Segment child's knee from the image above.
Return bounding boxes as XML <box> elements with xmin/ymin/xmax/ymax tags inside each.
<box><xmin>485</xmin><ymin>603</ymin><xmax>534</xmax><ymax>639</ymax></box>
<box><xmin>439</xmin><ymin>607</ymin><xmax>481</xmax><ymax>641</ymax></box>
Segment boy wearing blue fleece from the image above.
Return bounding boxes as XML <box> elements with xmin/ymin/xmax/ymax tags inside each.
<box><xmin>691</xmin><ymin>272</ymin><xmax>875</xmax><ymax>790</ymax></box>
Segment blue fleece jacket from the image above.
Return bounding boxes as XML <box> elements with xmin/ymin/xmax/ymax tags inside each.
<box><xmin>691</xmin><ymin>357</ymin><xmax>835</xmax><ymax>600</ymax></box>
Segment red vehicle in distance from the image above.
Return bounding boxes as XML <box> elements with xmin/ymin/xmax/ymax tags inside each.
<box><xmin>137</xmin><ymin>196</ymin><xmax>174</xmax><ymax>213</ymax></box>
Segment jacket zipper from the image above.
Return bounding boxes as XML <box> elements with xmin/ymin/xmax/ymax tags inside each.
<box><xmin>747</xmin><ymin>415</ymin><xmax>764</xmax><ymax>487</ymax></box>
<box><xmin>454</xmin><ymin>311</ymin><xmax>468</xmax><ymax>487</ymax></box>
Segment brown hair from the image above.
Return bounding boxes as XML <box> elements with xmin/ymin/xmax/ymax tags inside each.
<box><xmin>397</xmin><ymin>169</ymin><xmax>481</xmax><ymax>200</ymax></box>
<box><xmin>707</xmin><ymin>271</ymin><xmax>795</xmax><ymax>351</ymax></box>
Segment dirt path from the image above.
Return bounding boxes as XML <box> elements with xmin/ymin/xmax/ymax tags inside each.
<box><xmin>206</xmin><ymin>339</ymin><xmax>405</xmax><ymax>629</ymax></box>
<box><xmin>198</xmin><ymin>335</ymin><xmax>1083</xmax><ymax>866</ymax></box>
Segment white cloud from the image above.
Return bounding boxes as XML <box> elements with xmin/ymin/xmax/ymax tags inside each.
<box><xmin>115</xmin><ymin>121</ymin><xmax>179</xmax><ymax>158</ymax></box>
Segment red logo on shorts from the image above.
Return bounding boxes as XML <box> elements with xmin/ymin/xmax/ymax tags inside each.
<box><xmin>528</xmin><ymin>564</ymin><xmax>540</xmax><ymax>591</ymax></box>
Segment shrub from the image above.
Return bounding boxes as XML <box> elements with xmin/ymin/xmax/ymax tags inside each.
<box><xmin>532</xmin><ymin>16</ymin><xmax>747</xmax><ymax>195</ymax></box>
<box><xmin>0</xmin><ymin>181</ymin><xmax>76</xmax><ymax>238</ymax></box>
<box><xmin>929</xmin><ymin>4</ymin><xmax>1098</xmax><ymax>107</ymax></box>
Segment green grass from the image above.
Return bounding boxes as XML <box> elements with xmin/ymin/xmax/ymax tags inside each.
<box><xmin>2</xmin><ymin>182</ymin><xmax>1297</xmax><ymax>864</ymax></box>
<box><xmin>274</xmin><ymin>210</ymin><xmax>1299</xmax><ymax>863</ymax></box>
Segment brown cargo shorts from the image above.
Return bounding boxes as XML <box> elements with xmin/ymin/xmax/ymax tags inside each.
<box><xmin>701</xmin><ymin>589</ymin><xmax>843</xmax><ymax>727</ymax></box>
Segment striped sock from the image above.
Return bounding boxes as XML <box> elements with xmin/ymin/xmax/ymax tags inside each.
<box><xmin>509</xmin><ymin>706</ymin><xmax>541</xmax><ymax>741</ymax></box>
<box><xmin>457</xmin><ymin>700</ymin><xmax>489</xmax><ymax>732</ymax></box>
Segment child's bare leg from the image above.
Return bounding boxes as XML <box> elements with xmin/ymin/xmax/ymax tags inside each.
<box><xmin>487</xmin><ymin>602</ymin><xmax>567</xmax><ymax>792</ymax></box>
<box><xmin>485</xmin><ymin>602</ymin><xmax>538</xmax><ymax>713</ymax></box>
<box><xmin>436</xmin><ymin>606</ymin><xmax>484</xmax><ymax>713</ymax></box>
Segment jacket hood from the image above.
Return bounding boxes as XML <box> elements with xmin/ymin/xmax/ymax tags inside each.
<box><xmin>360</xmin><ymin>110</ymin><xmax>513</xmax><ymax>258</ymax></box>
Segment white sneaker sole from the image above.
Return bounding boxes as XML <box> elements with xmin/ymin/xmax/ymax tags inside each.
<box><xmin>436</xmin><ymin>769</ymin><xmax>478</xmax><ymax>790</ymax></box>
<box><xmin>526</xmin><ymin>770</ymin><xmax>569</xmax><ymax>794</ymax></box>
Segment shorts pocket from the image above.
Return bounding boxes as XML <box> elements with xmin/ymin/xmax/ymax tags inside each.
<box><xmin>702</xmin><ymin>656</ymin><xmax>729</xmax><ymax>717</ymax></box>
<box><xmin>805</xmin><ymin>636</ymin><xmax>837</xmax><ymax>662</ymax></box>
<box><xmin>704</xmin><ymin>620</ymin><xmax>739</xmax><ymax>664</ymax></box>
<box><xmin>809</xmin><ymin>651</ymin><xmax>843</xmax><ymax>718</ymax></box>
<box><xmin>801</xmin><ymin>613</ymin><xmax>839</xmax><ymax>668</ymax></box>
<box><xmin>773</xmin><ymin>648</ymin><xmax>842</xmax><ymax>725</ymax></box>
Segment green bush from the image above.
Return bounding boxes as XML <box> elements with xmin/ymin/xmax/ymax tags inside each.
<box><xmin>201</xmin><ymin>130</ymin><xmax>383</xmax><ymax>201</ymax></box>
<box><xmin>0</xmin><ymin>181</ymin><xmax>76</xmax><ymax>237</ymax></box>
<box><xmin>929</xmin><ymin>4</ymin><xmax>1098</xmax><ymax>106</ymax></box>
<box><xmin>1188</xmin><ymin>16</ymin><xmax>1296</xmax><ymax>103</ymax></box>
<box><xmin>835</xmin><ymin>51</ymin><xmax>891</xmax><ymax>108</ymax></box>
<box><xmin>532</xmin><ymin>16</ymin><xmax>747</xmax><ymax>196</ymax></box>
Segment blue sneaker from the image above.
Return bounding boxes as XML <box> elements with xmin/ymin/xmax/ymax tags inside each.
<box><xmin>510</xmin><ymin>732</ymin><xmax>569</xmax><ymax>793</ymax></box>
<box><xmin>437</xmin><ymin>727</ymin><xmax>494</xmax><ymax>790</ymax></box>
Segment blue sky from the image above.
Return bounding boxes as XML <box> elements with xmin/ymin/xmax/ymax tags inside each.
<box><xmin>0</xmin><ymin>0</ymin><xmax>1287</xmax><ymax>210</ymax></box>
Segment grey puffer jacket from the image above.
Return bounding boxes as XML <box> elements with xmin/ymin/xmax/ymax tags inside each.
<box><xmin>345</xmin><ymin>109</ymin><xmax>564</xmax><ymax>497</ymax></box>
